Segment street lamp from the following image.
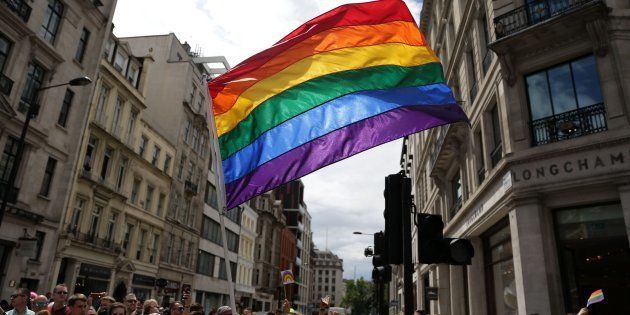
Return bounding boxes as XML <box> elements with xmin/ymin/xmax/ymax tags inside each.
<box><xmin>0</xmin><ymin>76</ymin><xmax>93</xmax><ymax>229</ymax></box>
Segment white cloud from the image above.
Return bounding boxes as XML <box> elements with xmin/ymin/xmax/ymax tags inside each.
<box><xmin>114</xmin><ymin>0</ymin><xmax>423</xmax><ymax>280</ymax></box>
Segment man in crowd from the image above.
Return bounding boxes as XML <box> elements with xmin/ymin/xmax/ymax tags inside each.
<box><xmin>32</xmin><ymin>296</ymin><xmax>49</xmax><ymax>312</ymax></box>
<box><xmin>7</xmin><ymin>288</ymin><xmax>35</xmax><ymax>315</ymax></box>
<box><xmin>67</xmin><ymin>295</ymin><xmax>87</xmax><ymax>315</ymax></box>
<box><xmin>123</xmin><ymin>294</ymin><xmax>137</xmax><ymax>315</ymax></box>
<box><xmin>48</xmin><ymin>285</ymin><xmax>70</xmax><ymax>315</ymax></box>
<box><xmin>97</xmin><ymin>297</ymin><xmax>115</xmax><ymax>315</ymax></box>
<box><xmin>169</xmin><ymin>302</ymin><xmax>184</xmax><ymax>315</ymax></box>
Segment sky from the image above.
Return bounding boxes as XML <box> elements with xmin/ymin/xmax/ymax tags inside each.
<box><xmin>113</xmin><ymin>0</ymin><xmax>423</xmax><ymax>280</ymax></box>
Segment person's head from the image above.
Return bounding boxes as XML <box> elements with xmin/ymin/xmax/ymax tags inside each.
<box><xmin>88</xmin><ymin>307</ymin><xmax>97</xmax><ymax>315</ymax></box>
<box><xmin>123</xmin><ymin>294</ymin><xmax>137</xmax><ymax>312</ymax></box>
<box><xmin>68</xmin><ymin>294</ymin><xmax>88</xmax><ymax>315</ymax></box>
<box><xmin>108</xmin><ymin>303</ymin><xmax>126</xmax><ymax>315</ymax></box>
<box><xmin>190</xmin><ymin>312</ymin><xmax>203</xmax><ymax>315</ymax></box>
<box><xmin>243</xmin><ymin>308</ymin><xmax>252</xmax><ymax>315</ymax></box>
<box><xmin>142</xmin><ymin>299</ymin><xmax>158</xmax><ymax>315</ymax></box>
<box><xmin>37</xmin><ymin>310</ymin><xmax>51</xmax><ymax>315</ymax></box>
<box><xmin>169</xmin><ymin>302</ymin><xmax>184</xmax><ymax>315</ymax></box>
<box><xmin>33</xmin><ymin>295</ymin><xmax>49</xmax><ymax>312</ymax></box>
<box><xmin>53</xmin><ymin>285</ymin><xmax>69</xmax><ymax>304</ymax></box>
<box><xmin>216</xmin><ymin>306</ymin><xmax>231</xmax><ymax>315</ymax></box>
<box><xmin>189</xmin><ymin>303</ymin><xmax>202</xmax><ymax>313</ymax></box>
<box><xmin>11</xmin><ymin>288</ymin><xmax>30</xmax><ymax>309</ymax></box>
<box><xmin>100</xmin><ymin>297</ymin><xmax>115</xmax><ymax>310</ymax></box>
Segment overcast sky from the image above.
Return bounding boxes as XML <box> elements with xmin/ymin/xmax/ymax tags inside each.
<box><xmin>113</xmin><ymin>0</ymin><xmax>423</xmax><ymax>280</ymax></box>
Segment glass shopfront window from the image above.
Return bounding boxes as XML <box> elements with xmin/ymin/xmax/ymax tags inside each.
<box><xmin>483</xmin><ymin>219</ymin><xmax>517</xmax><ymax>315</ymax></box>
<box><xmin>554</xmin><ymin>203</ymin><xmax>630</xmax><ymax>314</ymax></box>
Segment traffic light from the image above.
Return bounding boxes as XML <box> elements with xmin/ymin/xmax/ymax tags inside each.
<box><xmin>417</xmin><ymin>213</ymin><xmax>474</xmax><ymax>265</ymax></box>
<box><xmin>384</xmin><ymin>173</ymin><xmax>411</xmax><ymax>265</ymax></box>
<box><xmin>372</xmin><ymin>231</ymin><xmax>391</xmax><ymax>283</ymax></box>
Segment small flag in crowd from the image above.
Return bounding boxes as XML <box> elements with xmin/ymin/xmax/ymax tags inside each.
<box><xmin>208</xmin><ymin>0</ymin><xmax>468</xmax><ymax>208</ymax></box>
<box><xmin>586</xmin><ymin>289</ymin><xmax>604</xmax><ymax>307</ymax></box>
<box><xmin>281</xmin><ymin>270</ymin><xmax>295</xmax><ymax>285</ymax></box>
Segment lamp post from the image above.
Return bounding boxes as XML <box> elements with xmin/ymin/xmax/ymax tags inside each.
<box><xmin>0</xmin><ymin>76</ymin><xmax>92</xmax><ymax>229</ymax></box>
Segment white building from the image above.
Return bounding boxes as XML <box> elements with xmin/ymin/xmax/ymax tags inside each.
<box><xmin>236</xmin><ymin>202</ymin><xmax>258</xmax><ymax>308</ymax></box>
<box><xmin>311</xmin><ymin>249</ymin><xmax>345</xmax><ymax>307</ymax></box>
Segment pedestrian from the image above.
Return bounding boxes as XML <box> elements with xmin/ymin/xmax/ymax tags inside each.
<box><xmin>189</xmin><ymin>304</ymin><xmax>202</xmax><ymax>315</ymax></box>
<box><xmin>122</xmin><ymin>295</ymin><xmax>137</xmax><ymax>315</ymax></box>
<box><xmin>67</xmin><ymin>295</ymin><xmax>88</xmax><ymax>315</ymax></box>
<box><xmin>87</xmin><ymin>307</ymin><xmax>97</xmax><ymax>315</ymax></box>
<box><xmin>215</xmin><ymin>306</ymin><xmax>231</xmax><ymax>315</ymax></box>
<box><xmin>108</xmin><ymin>303</ymin><xmax>126</xmax><ymax>315</ymax></box>
<box><xmin>141</xmin><ymin>300</ymin><xmax>158</xmax><ymax>315</ymax></box>
<box><xmin>97</xmin><ymin>297</ymin><xmax>115</xmax><ymax>315</ymax></box>
<box><xmin>168</xmin><ymin>302</ymin><xmax>184</xmax><ymax>315</ymax></box>
<box><xmin>32</xmin><ymin>296</ymin><xmax>49</xmax><ymax>313</ymax></box>
<box><xmin>242</xmin><ymin>308</ymin><xmax>252</xmax><ymax>315</ymax></box>
<box><xmin>7</xmin><ymin>288</ymin><xmax>35</xmax><ymax>315</ymax></box>
<box><xmin>47</xmin><ymin>285</ymin><xmax>69</xmax><ymax>315</ymax></box>
<box><xmin>36</xmin><ymin>310</ymin><xmax>50</xmax><ymax>315</ymax></box>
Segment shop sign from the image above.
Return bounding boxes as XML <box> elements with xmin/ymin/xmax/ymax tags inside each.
<box><xmin>164</xmin><ymin>280</ymin><xmax>180</xmax><ymax>293</ymax></box>
<box><xmin>132</xmin><ymin>274</ymin><xmax>156</xmax><ymax>287</ymax></box>
<box><xmin>79</xmin><ymin>263</ymin><xmax>112</xmax><ymax>279</ymax></box>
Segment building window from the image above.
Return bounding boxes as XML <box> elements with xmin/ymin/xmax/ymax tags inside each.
<box><xmin>138</xmin><ymin>135</ymin><xmax>148</xmax><ymax>157</ymax></box>
<box><xmin>32</xmin><ymin>231</ymin><xmax>46</xmax><ymax>261</ymax></box>
<box><xmin>0</xmin><ymin>35</ymin><xmax>10</xmax><ymax>72</ymax></box>
<box><xmin>136</xmin><ymin>229</ymin><xmax>146</xmax><ymax>260</ymax></box>
<box><xmin>163</xmin><ymin>155</ymin><xmax>171</xmax><ymax>174</ymax></box>
<box><xmin>201</xmin><ymin>216</ymin><xmax>221</xmax><ymax>244</ymax></box>
<box><xmin>100</xmin><ymin>147</ymin><xmax>113</xmax><ymax>180</ymax></box>
<box><xmin>554</xmin><ymin>203</ymin><xmax>630</xmax><ymax>313</ymax></box>
<box><xmin>152</xmin><ymin>146</ymin><xmax>160</xmax><ymax>166</ymax></box>
<box><xmin>95</xmin><ymin>85</ymin><xmax>109</xmax><ymax>122</ymax></box>
<box><xmin>0</xmin><ymin>136</ymin><xmax>19</xmax><ymax>185</ymax></box>
<box><xmin>69</xmin><ymin>198</ymin><xmax>85</xmax><ymax>234</ymax></box>
<box><xmin>204</xmin><ymin>182</ymin><xmax>218</xmax><ymax>209</ymax></box>
<box><xmin>490</xmin><ymin>105</ymin><xmax>502</xmax><ymax>167</ymax></box>
<box><xmin>227</xmin><ymin>230</ymin><xmax>239</xmax><ymax>253</ymax></box>
<box><xmin>57</xmin><ymin>89</ymin><xmax>74</xmax><ymax>127</ymax></box>
<box><xmin>197</xmin><ymin>250</ymin><xmax>215</xmax><ymax>276</ymax></box>
<box><xmin>111</xmin><ymin>98</ymin><xmax>123</xmax><ymax>135</ymax></box>
<box><xmin>126</xmin><ymin>109</ymin><xmax>138</xmax><ymax>143</ymax></box>
<box><xmin>83</xmin><ymin>137</ymin><xmax>98</xmax><ymax>171</ymax></box>
<box><xmin>157</xmin><ymin>193</ymin><xmax>166</xmax><ymax>217</ymax></box>
<box><xmin>144</xmin><ymin>185</ymin><xmax>154</xmax><ymax>212</ymax></box>
<box><xmin>183</xmin><ymin>120</ymin><xmax>191</xmax><ymax>143</ymax></box>
<box><xmin>526</xmin><ymin>55</ymin><xmax>605</xmax><ymax>146</ymax></box>
<box><xmin>113</xmin><ymin>49</ymin><xmax>128</xmax><ymax>73</ymax></box>
<box><xmin>127</xmin><ymin>62</ymin><xmax>139</xmax><ymax>87</ymax></box>
<box><xmin>39</xmin><ymin>0</ymin><xmax>64</xmax><ymax>44</ymax></box>
<box><xmin>75</xmin><ymin>28</ymin><xmax>90</xmax><ymax>62</ymax></box>
<box><xmin>475</xmin><ymin>131</ymin><xmax>485</xmax><ymax>184</ymax></box>
<box><xmin>106</xmin><ymin>212</ymin><xmax>117</xmax><ymax>242</ymax></box>
<box><xmin>131</xmin><ymin>178</ymin><xmax>141</xmax><ymax>204</ymax></box>
<box><xmin>116</xmin><ymin>157</ymin><xmax>127</xmax><ymax>190</ymax></box>
<box><xmin>20</xmin><ymin>63</ymin><xmax>45</xmax><ymax>112</ymax></box>
<box><xmin>122</xmin><ymin>223</ymin><xmax>133</xmax><ymax>256</ymax></box>
<box><xmin>177</xmin><ymin>156</ymin><xmax>185</xmax><ymax>180</ymax></box>
<box><xmin>39</xmin><ymin>157</ymin><xmax>57</xmax><ymax>196</ymax></box>
<box><xmin>89</xmin><ymin>204</ymin><xmax>103</xmax><ymax>242</ymax></box>
<box><xmin>467</xmin><ymin>50</ymin><xmax>477</xmax><ymax>104</ymax></box>
<box><xmin>483</xmin><ymin>219</ymin><xmax>516</xmax><ymax>315</ymax></box>
<box><xmin>219</xmin><ymin>259</ymin><xmax>237</xmax><ymax>280</ymax></box>
<box><xmin>150</xmin><ymin>234</ymin><xmax>159</xmax><ymax>264</ymax></box>
<box><xmin>450</xmin><ymin>170</ymin><xmax>462</xmax><ymax>217</ymax></box>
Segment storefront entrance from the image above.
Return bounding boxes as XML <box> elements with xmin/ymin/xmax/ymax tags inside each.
<box><xmin>75</xmin><ymin>263</ymin><xmax>111</xmax><ymax>295</ymax></box>
<box><xmin>554</xmin><ymin>203</ymin><xmax>630</xmax><ymax>313</ymax></box>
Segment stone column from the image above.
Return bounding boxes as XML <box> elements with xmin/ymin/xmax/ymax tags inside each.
<box><xmin>435</xmin><ymin>265</ymin><xmax>450</xmax><ymax>315</ymax></box>
<box><xmin>468</xmin><ymin>237</ymin><xmax>487</xmax><ymax>315</ymax></box>
<box><xmin>509</xmin><ymin>197</ymin><xmax>553</xmax><ymax>315</ymax></box>
<box><xmin>449</xmin><ymin>266</ymin><xmax>465</xmax><ymax>315</ymax></box>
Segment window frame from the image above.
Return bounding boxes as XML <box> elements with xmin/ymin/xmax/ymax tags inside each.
<box><xmin>39</xmin><ymin>156</ymin><xmax>57</xmax><ymax>197</ymax></box>
<box><xmin>75</xmin><ymin>27</ymin><xmax>90</xmax><ymax>62</ymax></box>
<box><xmin>39</xmin><ymin>0</ymin><xmax>64</xmax><ymax>44</ymax></box>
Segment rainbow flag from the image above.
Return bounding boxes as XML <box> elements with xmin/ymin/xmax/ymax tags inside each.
<box><xmin>586</xmin><ymin>289</ymin><xmax>604</xmax><ymax>307</ymax></box>
<box><xmin>281</xmin><ymin>270</ymin><xmax>295</xmax><ymax>285</ymax></box>
<box><xmin>209</xmin><ymin>0</ymin><xmax>468</xmax><ymax>208</ymax></box>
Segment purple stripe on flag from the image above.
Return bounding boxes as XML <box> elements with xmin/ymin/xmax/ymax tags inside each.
<box><xmin>224</xmin><ymin>104</ymin><xmax>468</xmax><ymax>208</ymax></box>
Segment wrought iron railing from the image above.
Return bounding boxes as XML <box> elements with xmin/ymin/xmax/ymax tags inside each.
<box><xmin>65</xmin><ymin>229</ymin><xmax>120</xmax><ymax>251</ymax></box>
<box><xmin>0</xmin><ymin>73</ymin><xmax>13</xmax><ymax>95</ymax></box>
<box><xmin>494</xmin><ymin>0</ymin><xmax>594</xmax><ymax>39</ymax></box>
<box><xmin>490</xmin><ymin>143</ymin><xmax>503</xmax><ymax>168</ymax></box>
<box><xmin>1</xmin><ymin>0</ymin><xmax>31</xmax><ymax>22</ymax></box>
<box><xmin>530</xmin><ymin>102</ymin><xmax>607</xmax><ymax>146</ymax></box>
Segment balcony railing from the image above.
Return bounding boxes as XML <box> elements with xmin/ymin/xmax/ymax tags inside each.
<box><xmin>65</xmin><ymin>229</ymin><xmax>120</xmax><ymax>251</ymax></box>
<box><xmin>494</xmin><ymin>0</ymin><xmax>594</xmax><ymax>39</ymax></box>
<box><xmin>530</xmin><ymin>102</ymin><xmax>607</xmax><ymax>146</ymax></box>
<box><xmin>490</xmin><ymin>143</ymin><xmax>502</xmax><ymax>168</ymax></box>
<box><xmin>2</xmin><ymin>0</ymin><xmax>32</xmax><ymax>22</ymax></box>
<box><xmin>184</xmin><ymin>180</ymin><xmax>198</xmax><ymax>195</ymax></box>
<box><xmin>0</xmin><ymin>73</ymin><xmax>13</xmax><ymax>96</ymax></box>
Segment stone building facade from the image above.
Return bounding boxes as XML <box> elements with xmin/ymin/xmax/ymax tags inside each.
<box><xmin>0</xmin><ymin>0</ymin><xmax>116</xmax><ymax>298</ymax></box>
<box><xmin>311</xmin><ymin>249</ymin><xmax>344</xmax><ymax>308</ymax></box>
<box><xmin>396</xmin><ymin>0</ymin><xmax>630</xmax><ymax>314</ymax></box>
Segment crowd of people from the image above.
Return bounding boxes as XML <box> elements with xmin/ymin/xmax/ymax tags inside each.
<box><xmin>0</xmin><ymin>285</ymin><xmax>340</xmax><ymax>315</ymax></box>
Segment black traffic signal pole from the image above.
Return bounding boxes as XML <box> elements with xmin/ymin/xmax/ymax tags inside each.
<box><xmin>401</xmin><ymin>176</ymin><xmax>413</xmax><ymax>315</ymax></box>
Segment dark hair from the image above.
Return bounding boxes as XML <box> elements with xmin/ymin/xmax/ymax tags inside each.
<box><xmin>169</xmin><ymin>302</ymin><xmax>183</xmax><ymax>311</ymax></box>
<box><xmin>16</xmin><ymin>288</ymin><xmax>31</xmax><ymax>296</ymax></box>
<box><xmin>68</xmin><ymin>294</ymin><xmax>87</xmax><ymax>306</ymax></box>
<box><xmin>190</xmin><ymin>303</ymin><xmax>203</xmax><ymax>313</ymax></box>
<box><xmin>109</xmin><ymin>303</ymin><xmax>126</xmax><ymax>315</ymax></box>
<box><xmin>190</xmin><ymin>312</ymin><xmax>203</xmax><ymax>315</ymax></box>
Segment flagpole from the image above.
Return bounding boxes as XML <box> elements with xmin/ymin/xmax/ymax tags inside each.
<box><xmin>204</xmin><ymin>74</ymin><xmax>237</xmax><ymax>314</ymax></box>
